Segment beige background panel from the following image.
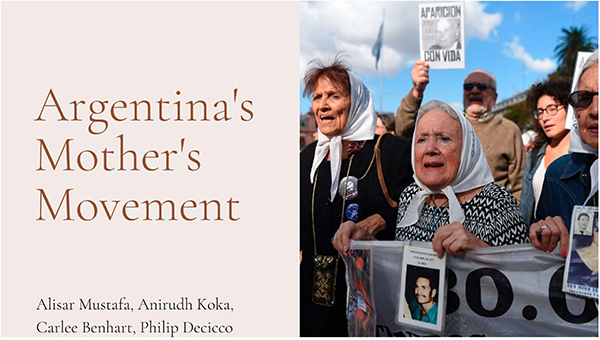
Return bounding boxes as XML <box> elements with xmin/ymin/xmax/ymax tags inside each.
<box><xmin>2</xmin><ymin>2</ymin><xmax>299</xmax><ymax>336</ymax></box>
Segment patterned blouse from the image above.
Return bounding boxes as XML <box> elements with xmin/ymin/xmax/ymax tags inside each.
<box><xmin>395</xmin><ymin>183</ymin><xmax>529</xmax><ymax>246</ymax></box>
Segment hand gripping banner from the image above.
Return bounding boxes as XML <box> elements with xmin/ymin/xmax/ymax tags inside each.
<box><xmin>343</xmin><ymin>241</ymin><xmax>598</xmax><ymax>337</ymax></box>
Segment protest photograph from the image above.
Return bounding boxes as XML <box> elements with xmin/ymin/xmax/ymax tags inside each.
<box><xmin>300</xmin><ymin>1</ymin><xmax>598</xmax><ymax>337</ymax></box>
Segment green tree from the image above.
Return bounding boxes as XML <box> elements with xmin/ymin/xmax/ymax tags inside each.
<box><xmin>503</xmin><ymin>101</ymin><xmax>532</xmax><ymax>132</ymax></box>
<box><xmin>554</xmin><ymin>26</ymin><xmax>597</xmax><ymax>78</ymax></box>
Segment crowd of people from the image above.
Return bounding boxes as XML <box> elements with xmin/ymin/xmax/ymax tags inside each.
<box><xmin>300</xmin><ymin>51</ymin><xmax>598</xmax><ymax>336</ymax></box>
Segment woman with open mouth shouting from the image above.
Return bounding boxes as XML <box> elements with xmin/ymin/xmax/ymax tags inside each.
<box><xmin>333</xmin><ymin>99</ymin><xmax>528</xmax><ymax>259</ymax></box>
<box><xmin>300</xmin><ymin>55</ymin><xmax>413</xmax><ymax>336</ymax></box>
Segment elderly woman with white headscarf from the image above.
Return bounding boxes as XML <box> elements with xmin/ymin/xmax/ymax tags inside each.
<box><xmin>531</xmin><ymin>50</ymin><xmax>598</xmax><ymax>256</ymax></box>
<box><xmin>333</xmin><ymin>100</ymin><xmax>529</xmax><ymax>258</ymax></box>
<box><xmin>300</xmin><ymin>57</ymin><xmax>413</xmax><ymax>336</ymax></box>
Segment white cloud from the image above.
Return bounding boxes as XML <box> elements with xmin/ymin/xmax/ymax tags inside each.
<box><xmin>503</xmin><ymin>37</ymin><xmax>557</xmax><ymax>73</ymax></box>
<box><xmin>300</xmin><ymin>1</ymin><xmax>502</xmax><ymax>79</ymax></box>
<box><xmin>300</xmin><ymin>2</ymin><xmax>417</xmax><ymax>79</ymax></box>
<box><xmin>566</xmin><ymin>1</ymin><xmax>587</xmax><ymax>12</ymax></box>
<box><xmin>464</xmin><ymin>2</ymin><xmax>503</xmax><ymax>40</ymax></box>
<box><xmin>449</xmin><ymin>102</ymin><xmax>464</xmax><ymax>111</ymax></box>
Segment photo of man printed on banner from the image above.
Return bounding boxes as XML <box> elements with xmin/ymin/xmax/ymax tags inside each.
<box><xmin>564</xmin><ymin>207</ymin><xmax>598</xmax><ymax>299</ymax></box>
<box><xmin>403</xmin><ymin>265</ymin><xmax>439</xmax><ymax>325</ymax></box>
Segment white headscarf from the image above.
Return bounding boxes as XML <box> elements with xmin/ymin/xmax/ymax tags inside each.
<box><xmin>398</xmin><ymin>100</ymin><xmax>494</xmax><ymax>227</ymax></box>
<box><xmin>568</xmin><ymin>51</ymin><xmax>598</xmax><ymax>204</ymax></box>
<box><xmin>309</xmin><ymin>72</ymin><xmax>376</xmax><ymax>202</ymax></box>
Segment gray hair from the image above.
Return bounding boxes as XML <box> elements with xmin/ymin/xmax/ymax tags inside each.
<box><xmin>464</xmin><ymin>70</ymin><xmax>497</xmax><ymax>93</ymax></box>
<box><xmin>416</xmin><ymin>99</ymin><xmax>460</xmax><ymax>123</ymax></box>
<box><xmin>579</xmin><ymin>50</ymin><xmax>598</xmax><ymax>83</ymax></box>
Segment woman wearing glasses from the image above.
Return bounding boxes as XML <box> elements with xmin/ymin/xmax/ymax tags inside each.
<box><xmin>520</xmin><ymin>78</ymin><xmax>571</xmax><ymax>226</ymax></box>
<box><xmin>529</xmin><ymin>50</ymin><xmax>598</xmax><ymax>255</ymax></box>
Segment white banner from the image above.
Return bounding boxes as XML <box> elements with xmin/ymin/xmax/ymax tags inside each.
<box><xmin>344</xmin><ymin>241</ymin><xmax>598</xmax><ymax>337</ymax></box>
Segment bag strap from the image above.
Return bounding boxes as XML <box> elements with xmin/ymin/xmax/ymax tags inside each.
<box><xmin>375</xmin><ymin>135</ymin><xmax>398</xmax><ymax>208</ymax></box>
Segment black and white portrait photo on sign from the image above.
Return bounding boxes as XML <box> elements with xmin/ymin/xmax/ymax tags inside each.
<box><xmin>419</xmin><ymin>2</ymin><xmax>465</xmax><ymax>69</ymax></box>
<box><xmin>397</xmin><ymin>243</ymin><xmax>446</xmax><ymax>333</ymax></box>
<box><xmin>563</xmin><ymin>205</ymin><xmax>598</xmax><ymax>299</ymax></box>
<box><xmin>574</xmin><ymin>210</ymin><xmax>593</xmax><ymax>236</ymax></box>
<box><xmin>429</xmin><ymin>18</ymin><xmax>461</xmax><ymax>50</ymax></box>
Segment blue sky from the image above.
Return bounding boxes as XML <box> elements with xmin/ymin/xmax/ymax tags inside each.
<box><xmin>299</xmin><ymin>1</ymin><xmax>599</xmax><ymax>114</ymax></box>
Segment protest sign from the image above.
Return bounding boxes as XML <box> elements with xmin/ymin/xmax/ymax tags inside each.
<box><xmin>345</xmin><ymin>241</ymin><xmax>598</xmax><ymax>337</ymax></box>
<box><xmin>396</xmin><ymin>245</ymin><xmax>446</xmax><ymax>333</ymax></box>
<box><xmin>419</xmin><ymin>2</ymin><xmax>465</xmax><ymax>69</ymax></box>
<box><xmin>564</xmin><ymin>206</ymin><xmax>599</xmax><ymax>299</ymax></box>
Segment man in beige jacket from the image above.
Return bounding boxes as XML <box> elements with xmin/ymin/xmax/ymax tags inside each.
<box><xmin>396</xmin><ymin>60</ymin><xmax>525</xmax><ymax>201</ymax></box>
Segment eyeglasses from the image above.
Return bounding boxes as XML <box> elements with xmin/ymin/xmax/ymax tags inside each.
<box><xmin>463</xmin><ymin>83</ymin><xmax>495</xmax><ymax>92</ymax></box>
<box><xmin>532</xmin><ymin>104</ymin><xmax>564</xmax><ymax>120</ymax></box>
<box><xmin>567</xmin><ymin>91</ymin><xmax>599</xmax><ymax>109</ymax></box>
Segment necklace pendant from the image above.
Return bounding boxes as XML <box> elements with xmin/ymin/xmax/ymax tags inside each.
<box><xmin>339</xmin><ymin>176</ymin><xmax>359</xmax><ymax>200</ymax></box>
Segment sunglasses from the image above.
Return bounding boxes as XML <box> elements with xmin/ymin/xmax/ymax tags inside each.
<box><xmin>567</xmin><ymin>91</ymin><xmax>598</xmax><ymax>108</ymax></box>
<box><xmin>463</xmin><ymin>82</ymin><xmax>495</xmax><ymax>92</ymax></box>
